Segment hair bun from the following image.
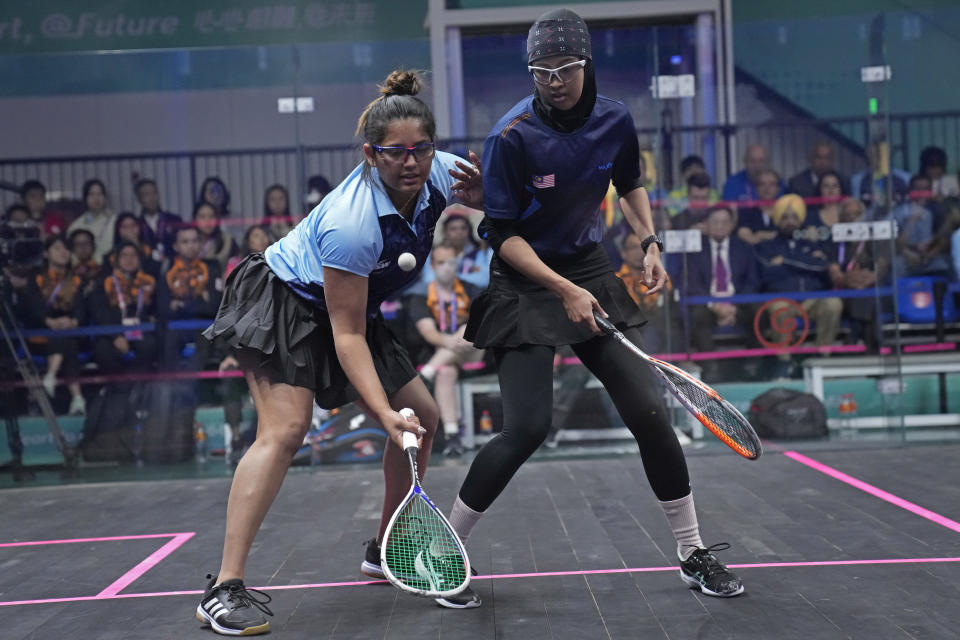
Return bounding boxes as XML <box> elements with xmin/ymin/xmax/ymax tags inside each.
<box><xmin>379</xmin><ymin>70</ymin><xmax>422</xmax><ymax>97</ymax></box>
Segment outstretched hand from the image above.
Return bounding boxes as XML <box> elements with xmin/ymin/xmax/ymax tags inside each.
<box><xmin>449</xmin><ymin>150</ymin><xmax>483</xmax><ymax>210</ymax></box>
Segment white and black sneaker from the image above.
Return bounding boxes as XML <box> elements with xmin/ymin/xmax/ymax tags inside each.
<box><xmin>360</xmin><ymin>537</ymin><xmax>386</xmax><ymax>579</ymax></box>
<box><xmin>435</xmin><ymin>585</ymin><xmax>481</xmax><ymax>609</ymax></box>
<box><xmin>196</xmin><ymin>574</ymin><xmax>273</xmax><ymax>636</ymax></box>
<box><xmin>679</xmin><ymin>543</ymin><xmax>744</xmax><ymax>597</ymax></box>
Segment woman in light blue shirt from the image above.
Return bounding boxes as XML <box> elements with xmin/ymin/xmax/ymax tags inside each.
<box><xmin>199</xmin><ymin>70</ymin><xmax>481</xmax><ymax>636</ymax></box>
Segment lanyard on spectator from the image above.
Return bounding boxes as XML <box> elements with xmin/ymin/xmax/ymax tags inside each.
<box><xmin>112</xmin><ymin>275</ymin><xmax>144</xmax><ymax>319</ymax></box>
<box><xmin>839</xmin><ymin>241</ymin><xmax>866</xmax><ymax>272</ymax></box>
<box><xmin>438</xmin><ymin>293</ymin><xmax>458</xmax><ymax>333</ymax></box>
<box><xmin>45</xmin><ymin>281</ymin><xmax>64</xmax><ymax>310</ymax></box>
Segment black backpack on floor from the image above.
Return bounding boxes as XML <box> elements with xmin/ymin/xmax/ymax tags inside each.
<box><xmin>748</xmin><ymin>388</ymin><xmax>828</xmax><ymax>439</ymax></box>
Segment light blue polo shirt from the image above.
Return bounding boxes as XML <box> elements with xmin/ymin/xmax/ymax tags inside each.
<box><xmin>265</xmin><ymin>150</ymin><xmax>462</xmax><ymax>317</ymax></box>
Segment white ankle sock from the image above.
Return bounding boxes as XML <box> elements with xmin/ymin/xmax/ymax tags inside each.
<box><xmin>448</xmin><ymin>496</ymin><xmax>484</xmax><ymax>544</ymax></box>
<box><xmin>443</xmin><ymin>421</ymin><xmax>459</xmax><ymax>436</ymax></box>
<box><xmin>658</xmin><ymin>493</ymin><xmax>704</xmax><ymax>561</ymax></box>
<box><xmin>420</xmin><ymin>364</ymin><xmax>436</xmax><ymax>381</ymax></box>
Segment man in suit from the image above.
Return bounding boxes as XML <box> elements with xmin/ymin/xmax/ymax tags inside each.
<box><xmin>683</xmin><ymin>205</ymin><xmax>761</xmax><ymax>371</ymax></box>
<box><xmin>788</xmin><ymin>142</ymin><xmax>848</xmax><ymax>199</ymax></box>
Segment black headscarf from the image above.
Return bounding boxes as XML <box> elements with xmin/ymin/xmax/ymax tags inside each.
<box><xmin>527</xmin><ymin>8</ymin><xmax>597</xmax><ymax>134</ymax></box>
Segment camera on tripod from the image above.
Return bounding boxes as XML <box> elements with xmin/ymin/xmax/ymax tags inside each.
<box><xmin>0</xmin><ymin>218</ymin><xmax>45</xmax><ymax>273</ymax></box>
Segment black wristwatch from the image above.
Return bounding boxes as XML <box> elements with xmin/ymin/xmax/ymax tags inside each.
<box><xmin>640</xmin><ymin>234</ymin><xmax>663</xmax><ymax>253</ymax></box>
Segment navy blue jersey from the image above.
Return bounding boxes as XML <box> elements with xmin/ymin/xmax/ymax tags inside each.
<box><xmin>482</xmin><ymin>94</ymin><xmax>642</xmax><ymax>258</ymax></box>
<box><xmin>265</xmin><ymin>151</ymin><xmax>461</xmax><ymax>318</ymax></box>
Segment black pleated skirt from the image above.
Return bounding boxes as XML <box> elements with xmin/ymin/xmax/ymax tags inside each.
<box><xmin>202</xmin><ymin>253</ymin><xmax>417</xmax><ymax>409</ymax></box>
<box><xmin>464</xmin><ymin>244</ymin><xmax>646</xmax><ymax>349</ymax></box>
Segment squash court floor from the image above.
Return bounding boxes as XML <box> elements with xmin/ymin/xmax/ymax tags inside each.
<box><xmin>2</xmin><ymin>441</ymin><xmax>959</xmax><ymax>639</ymax></box>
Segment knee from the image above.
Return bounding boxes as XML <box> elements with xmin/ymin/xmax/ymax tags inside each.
<box><xmin>258</xmin><ymin>419</ymin><xmax>310</xmax><ymax>456</ymax></box>
<box><xmin>435</xmin><ymin>365</ymin><xmax>459</xmax><ymax>385</ymax></box>
<box><xmin>825</xmin><ymin>297</ymin><xmax>843</xmax><ymax>315</ymax></box>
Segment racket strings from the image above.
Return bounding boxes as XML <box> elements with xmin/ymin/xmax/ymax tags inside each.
<box><xmin>666</xmin><ymin>371</ymin><xmax>761</xmax><ymax>458</ymax></box>
<box><xmin>383</xmin><ymin>494</ymin><xmax>467</xmax><ymax>593</ymax></box>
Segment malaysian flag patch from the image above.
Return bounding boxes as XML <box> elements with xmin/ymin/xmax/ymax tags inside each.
<box><xmin>532</xmin><ymin>174</ymin><xmax>555</xmax><ymax>188</ymax></box>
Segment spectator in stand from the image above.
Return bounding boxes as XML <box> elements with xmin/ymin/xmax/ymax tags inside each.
<box><xmin>616</xmin><ymin>232</ymin><xmax>673</xmax><ymax>353</ymax></box>
<box><xmin>158</xmin><ymin>225</ymin><xmax>222</xmax><ymax>370</ymax></box>
<box><xmin>788</xmin><ymin>142</ymin><xmax>848</xmax><ymax>200</ymax></box>
<box><xmin>303</xmin><ymin>174</ymin><xmax>332</xmax><ymax>209</ymax></box>
<box><xmin>197</xmin><ymin>176</ymin><xmax>231</xmax><ymax>219</ymax></box>
<box><xmin>891</xmin><ymin>174</ymin><xmax>952</xmax><ymax>278</ymax></box>
<box><xmin>20</xmin><ymin>180</ymin><xmax>66</xmax><ymax>238</ymax></box>
<box><xmin>405</xmin><ymin>244</ymin><xmax>483</xmax><ymax>456</ymax></box>
<box><xmin>802</xmin><ymin>170</ymin><xmax>848</xmax><ymax>243</ymax></box>
<box><xmin>736</xmin><ymin>169</ymin><xmax>781</xmax><ymax>245</ymax></box>
<box><xmin>918</xmin><ymin>146</ymin><xmax>959</xmax><ymax>200</ymax></box>
<box><xmin>756</xmin><ymin>195</ymin><xmax>842</xmax><ymax>374</ymax></box>
<box><xmin>850</xmin><ymin>142</ymin><xmax>910</xmax><ymax>212</ymax></box>
<box><xmin>263</xmin><ymin>184</ymin><xmax>297</xmax><ymax>241</ymax></box>
<box><xmin>683</xmin><ymin>205</ymin><xmax>760</xmax><ymax>377</ymax></box>
<box><xmin>193</xmin><ymin>201</ymin><xmax>236</xmax><ymax>273</ymax></box>
<box><xmin>414</xmin><ymin>210</ymin><xmax>493</xmax><ymax>292</ymax></box>
<box><xmin>134</xmin><ymin>178</ymin><xmax>182</xmax><ymax>262</ymax></box>
<box><xmin>670</xmin><ymin>172</ymin><xmax>716</xmax><ymax>231</ymax></box>
<box><xmin>87</xmin><ymin>241</ymin><xmax>158</xmax><ymax>375</ymax></box>
<box><xmin>666</xmin><ymin>155</ymin><xmax>719</xmax><ymax>216</ymax></box>
<box><xmin>67</xmin><ymin>229</ymin><xmax>101</xmax><ymax>295</ymax></box>
<box><xmin>722</xmin><ymin>143</ymin><xmax>783</xmax><ymax>204</ymax></box>
<box><xmin>66</xmin><ymin>179</ymin><xmax>117</xmax><ymax>263</ymax></box>
<box><xmin>826</xmin><ymin>198</ymin><xmax>888</xmax><ymax>350</ymax></box>
<box><xmin>19</xmin><ymin>236</ymin><xmax>87</xmax><ymax>415</ymax></box>
<box><xmin>111</xmin><ymin>212</ymin><xmax>161</xmax><ymax>277</ymax></box>
<box><xmin>226</xmin><ymin>225</ymin><xmax>272</xmax><ymax>277</ymax></box>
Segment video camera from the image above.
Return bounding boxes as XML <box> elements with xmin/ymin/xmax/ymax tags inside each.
<box><xmin>0</xmin><ymin>220</ymin><xmax>44</xmax><ymax>272</ymax></box>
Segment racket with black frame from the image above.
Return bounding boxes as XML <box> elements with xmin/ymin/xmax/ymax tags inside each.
<box><xmin>594</xmin><ymin>313</ymin><xmax>762</xmax><ymax>460</ymax></box>
<box><xmin>380</xmin><ymin>409</ymin><xmax>471</xmax><ymax>598</ymax></box>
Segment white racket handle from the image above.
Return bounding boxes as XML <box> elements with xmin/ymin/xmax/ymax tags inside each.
<box><xmin>399</xmin><ymin>408</ymin><xmax>418</xmax><ymax>451</ymax></box>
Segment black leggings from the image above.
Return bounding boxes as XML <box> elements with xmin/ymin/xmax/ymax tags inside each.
<box><xmin>459</xmin><ymin>327</ymin><xmax>690</xmax><ymax>511</ymax></box>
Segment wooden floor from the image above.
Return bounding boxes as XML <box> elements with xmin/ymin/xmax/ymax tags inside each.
<box><xmin>2</xmin><ymin>443</ymin><xmax>959</xmax><ymax>639</ymax></box>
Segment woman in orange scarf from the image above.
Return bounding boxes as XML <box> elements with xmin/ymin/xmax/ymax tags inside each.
<box><xmin>19</xmin><ymin>236</ymin><xmax>87</xmax><ymax>415</ymax></box>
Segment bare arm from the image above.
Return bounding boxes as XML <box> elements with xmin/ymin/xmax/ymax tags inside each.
<box><xmin>619</xmin><ymin>186</ymin><xmax>666</xmax><ymax>295</ymax></box>
<box><xmin>323</xmin><ymin>266</ymin><xmax>422</xmax><ymax>445</ymax></box>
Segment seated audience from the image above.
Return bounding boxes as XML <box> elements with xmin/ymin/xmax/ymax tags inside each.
<box><xmin>736</xmin><ymin>169</ymin><xmax>782</xmax><ymax>245</ymax></box>
<box><xmin>756</xmin><ymin>195</ymin><xmax>843</xmax><ymax>354</ymax></box>
<box><xmin>193</xmin><ymin>201</ymin><xmax>236</xmax><ymax>273</ymax></box>
<box><xmin>134</xmin><ymin>178</ymin><xmax>182</xmax><ymax>262</ymax></box>
<box><xmin>722</xmin><ymin>143</ymin><xmax>783</xmax><ymax>204</ymax></box>
<box><xmin>891</xmin><ymin>175</ymin><xmax>952</xmax><ymax>278</ymax></box>
<box><xmin>87</xmin><ymin>241</ymin><xmax>158</xmax><ymax>375</ymax></box>
<box><xmin>67</xmin><ymin>229</ymin><xmax>101</xmax><ymax>295</ymax></box>
<box><xmin>303</xmin><ymin>174</ymin><xmax>332</xmax><ymax>208</ymax></box>
<box><xmin>158</xmin><ymin>225</ymin><xmax>222</xmax><ymax>370</ymax></box>
<box><xmin>802</xmin><ymin>170</ymin><xmax>847</xmax><ymax>243</ymax></box>
<box><xmin>788</xmin><ymin>142</ymin><xmax>848</xmax><ymax>199</ymax></box>
<box><xmin>263</xmin><ymin>184</ymin><xmax>297</xmax><ymax>241</ymax></box>
<box><xmin>666</xmin><ymin>155</ymin><xmax>719</xmax><ymax>216</ymax></box>
<box><xmin>415</xmin><ymin>211</ymin><xmax>493</xmax><ymax>292</ymax></box>
<box><xmin>683</xmin><ymin>206</ymin><xmax>760</xmax><ymax>372</ymax></box>
<box><xmin>670</xmin><ymin>172</ymin><xmax>716</xmax><ymax>231</ymax></box>
<box><xmin>850</xmin><ymin>142</ymin><xmax>910</xmax><ymax>212</ymax></box>
<box><xmin>19</xmin><ymin>236</ymin><xmax>86</xmax><ymax>415</ymax></box>
<box><xmin>66</xmin><ymin>179</ymin><xmax>117</xmax><ymax>263</ymax></box>
<box><xmin>225</xmin><ymin>224</ymin><xmax>272</xmax><ymax>277</ymax></box>
<box><xmin>405</xmin><ymin>244</ymin><xmax>484</xmax><ymax>455</ymax></box>
<box><xmin>20</xmin><ymin>180</ymin><xmax>66</xmax><ymax>238</ymax></box>
<box><xmin>111</xmin><ymin>212</ymin><xmax>161</xmax><ymax>277</ymax></box>
<box><xmin>918</xmin><ymin>146</ymin><xmax>959</xmax><ymax>199</ymax></box>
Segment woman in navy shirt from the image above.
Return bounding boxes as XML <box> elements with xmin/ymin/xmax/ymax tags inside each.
<box><xmin>199</xmin><ymin>70</ymin><xmax>482</xmax><ymax>635</ymax></box>
<box><xmin>444</xmin><ymin>9</ymin><xmax>744</xmax><ymax>609</ymax></box>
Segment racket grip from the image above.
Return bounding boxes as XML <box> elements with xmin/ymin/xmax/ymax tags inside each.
<box><xmin>593</xmin><ymin>312</ymin><xmax>617</xmax><ymax>335</ymax></box>
<box><xmin>399</xmin><ymin>408</ymin><xmax>418</xmax><ymax>451</ymax></box>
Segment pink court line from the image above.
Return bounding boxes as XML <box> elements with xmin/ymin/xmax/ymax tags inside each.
<box><xmin>96</xmin><ymin>532</ymin><xmax>195</xmax><ymax>598</ymax></box>
<box><xmin>2</xmin><ymin>557</ymin><xmax>959</xmax><ymax>608</ymax></box>
<box><xmin>0</xmin><ymin>533</ymin><xmax>193</xmax><ymax>548</ymax></box>
<box><xmin>784</xmin><ymin>451</ymin><xmax>960</xmax><ymax>534</ymax></box>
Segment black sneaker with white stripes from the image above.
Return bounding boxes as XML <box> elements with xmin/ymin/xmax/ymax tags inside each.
<box><xmin>360</xmin><ymin>537</ymin><xmax>386</xmax><ymax>579</ymax></box>
<box><xmin>435</xmin><ymin>585</ymin><xmax>482</xmax><ymax>609</ymax></box>
<box><xmin>196</xmin><ymin>574</ymin><xmax>273</xmax><ymax>636</ymax></box>
<box><xmin>679</xmin><ymin>543</ymin><xmax>744</xmax><ymax>597</ymax></box>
